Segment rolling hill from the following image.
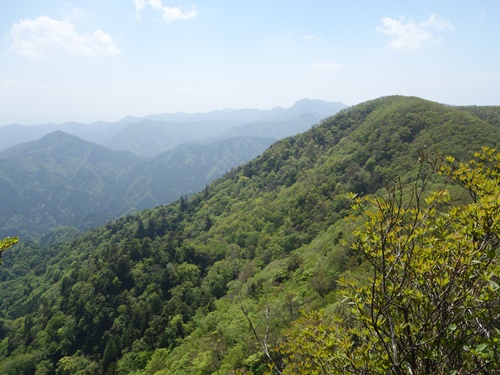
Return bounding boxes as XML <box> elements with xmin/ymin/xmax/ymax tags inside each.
<box><xmin>0</xmin><ymin>96</ymin><xmax>499</xmax><ymax>374</ymax></box>
<box><xmin>0</xmin><ymin>132</ymin><xmax>275</xmax><ymax>239</ymax></box>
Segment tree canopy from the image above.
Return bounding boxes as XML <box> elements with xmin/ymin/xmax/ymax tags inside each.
<box><xmin>0</xmin><ymin>237</ymin><xmax>17</xmax><ymax>263</ymax></box>
<box><xmin>276</xmin><ymin>148</ymin><xmax>500</xmax><ymax>374</ymax></box>
<box><xmin>1</xmin><ymin>97</ymin><xmax>499</xmax><ymax>374</ymax></box>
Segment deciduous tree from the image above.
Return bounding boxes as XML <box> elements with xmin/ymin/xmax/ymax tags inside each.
<box><xmin>0</xmin><ymin>237</ymin><xmax>18</xmax><ymax>263</ymax></box>
<box><xmin>276</xmin><ymin>148</ymin><xmax>500</xmax><ymax>374</ymax></box>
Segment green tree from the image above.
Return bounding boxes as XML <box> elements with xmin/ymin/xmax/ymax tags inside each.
<box><xmin>276</xmin><ymin>148</ymin><xmax>500</xmax><ymax>374</ymax></box>
<box><xmin>0</xmin><ymin>237</ymin><xmax>18</xmax><ymax>263</ymax></box>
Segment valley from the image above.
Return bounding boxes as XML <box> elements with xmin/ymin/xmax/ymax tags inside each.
<box><xmin>0</xmin><ymin>96</ymin><xmax>499</xmax><ymax>374</ymax></box>
<box><xmin>0</xmin><ymin>99</ymin><xmax>344</xmax><ymax>240</ymax></box>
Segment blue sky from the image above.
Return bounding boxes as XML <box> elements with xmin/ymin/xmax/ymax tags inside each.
<box><xmin>1</xmin><ymin>1</ymin><xmax>499</xmax><ymax>125</ymax></box>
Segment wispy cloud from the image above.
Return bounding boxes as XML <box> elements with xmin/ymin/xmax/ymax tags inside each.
<box><xmin>8</xmin><ymin>16</ymin><xmax>120</xmax><ymax>59</ymax></box>
<box><xmin>61</xmin><ymin>3</ymin><xmax>95</xmax><ymax>22</ymax></box>
<box><xmin>134</xmin><ymin>0</ymin><xmax>197</xmax><ymax>23</ymax></box>
<box><xmin>305</xmin><ymin>35</ymin><xmax>324</xmax><ymax>42</ymax></box>
<box><xmin>1</xmin><ymin>79</ymin><xmax>32</xmax><ymax>90</ymax></box>
<box><xmin>1</xmin><ymin>79</ymin><xmax>53</xmax><ymax>92</ymax></box>
<box><xmin>377</xmin><ymin>14</ymin><xmax>452</xmax><ymax>53</ymax></box>
<box><xmin>313</xmin><ymin>61</ymin><xmax>342</xmax><ymax>70</ymax></box>
<box><xmin>133</xmin><ymin>0</ymin><xmax>147</xmax><ymax>20</ymax></box>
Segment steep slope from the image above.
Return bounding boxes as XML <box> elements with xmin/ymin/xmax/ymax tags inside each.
<box><xmin>130</xmin><ymin>136</ymin><xmax>275</xmax><ymax>209</ymax></box>
<box><xmin>456</xmin><ymin>104</ymin><xmax>500</xmax><ymax>127</ymax></box>
<box><xmin>0</xmin><ymin>133</ymin><xmax>274</xmax><ymax>239</ymax></box>
<box><xmin>0</xmin><ymin>96</ymin><xmax>499</xmax><ymax>375</ymax></box>
<box><xmin>0</xmin><ymin>131</ymin><xmax>139</xmax><ymax>238</ymax></box>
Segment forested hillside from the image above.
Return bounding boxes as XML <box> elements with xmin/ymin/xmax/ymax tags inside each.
<box><xmin>0</xmin><ymin>99</ymin><xmax>345</xmax><ymax>240</ymax></box>
<box><xmin>0</xmin><ymin>133</ymin><xmax>273</xmax><ymax>239</ymax></box>
<box><xmin>0</xmin><ymin>96</ymin><xmax>499</xmax><ymax>374</ymax></box>
<box><xmin>0</xmin><ymin>131</ymin><xmax>138</xmax><ymax>238</ymax></box>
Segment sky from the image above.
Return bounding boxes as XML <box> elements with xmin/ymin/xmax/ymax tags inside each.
<box><xmin>1</xmin><ymin>1</ymin><xmax>500</xmax><ymax>125</ymax></box>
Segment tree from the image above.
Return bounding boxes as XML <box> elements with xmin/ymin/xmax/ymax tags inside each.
<box><xmin>0</xmin><ymin>237</ymin><xmax>18</xmax><ymax>263</ymax></box>
<box><xmin>276</xmin><ymin>148</ymin><xmax>500</xmax><ymax>374</ymax></box>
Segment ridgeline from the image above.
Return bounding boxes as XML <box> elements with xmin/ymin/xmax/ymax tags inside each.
<box><xmin>0</xmin><ymin>96</ymin><xmax>499</xmax><ymax>374</ymax></box>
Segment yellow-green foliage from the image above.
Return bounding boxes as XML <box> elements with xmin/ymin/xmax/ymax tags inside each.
<box><xmin>2</xmin><ymin>97</ymin><xmax>500</xmax><ymax>375</ymax></box>
<box><xmin>277</xmin><ymin>148</ymin><xmax>500</xmax><ymax>374</ymax></box>
<box><xmin>0</xmin><ymin>237</ymin><xmax>17</xmax><ymax>263</ymax></box>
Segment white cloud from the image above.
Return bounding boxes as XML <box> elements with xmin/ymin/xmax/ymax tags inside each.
<box><xmin>1</xmin><ymin>79</ymin><xmax>32</xmax><ymax>90</ymax></box>
<box><xmin>1</xmin><ymin>79</ymin><xmax>53</xmax><ymax>92</ymax></box>
<box><xmin>313</xmin><ymin>61</ymin><xmax>342</xmax><ymax>70</ymax></box>
<box><xmin>421</xmin><ymin>14</ymin><xmax>452</xmax><ymax>30</ymax></box>
<box><xmin>133</xmin><ymin>0</ymin><xmax>147</xmax><ymax>20</ymax></box>
<box><xmin>8</xmin><ymin>16</ymin><xmax>120</xmax><ymax>59</ymax></box>
<box><xmin>305</xmin><ymin>35</ymin><xmax>324</xmax><ymax>42</ymax></box>
<box><xmin>377</xmin><ymin>14</ymin><xmax>452</xmax><ymax>53</ymax></box>
<box><xmin>62</xmin><ymin>3</ymin><xmax>93</xmax><ymax>22</ymax></box>
<box><xmin>134</xmin><ymin>0</ymin><xmax>197</xmax><ymax>23</ymax></box>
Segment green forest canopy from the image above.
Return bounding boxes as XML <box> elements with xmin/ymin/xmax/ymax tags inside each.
<box><xmin>0</xmin><ymin>96</ymin><xmax>499</xmax><ymax>374</ymax></box>
<box><xmin>276</xmin><ymin>148</ymin><xmax>500</xmax><ymax>374</ymax></box>
<box><xmin>0</xmin><ymin>237</ymin><xmax>17</xmax><ymax>263</ymax></box>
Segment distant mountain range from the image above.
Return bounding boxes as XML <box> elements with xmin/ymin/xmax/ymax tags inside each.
<box><xmin>0</xmin><ymin>99</ymin><xmax>346</xmax><ymax>238</ymax></box>
<box><xmin>0</xmin><ymin>98</ymin><xmax>346</xmax><ymax>157</ymax></box>
<box><xmin>1</xmin><ymin>96</ymin><xmax>499</xmax><ymax>375</ymax></box>
<box><xmin>0</xmin><ymin>131</ymin><xmax>274</xmax><ymax>239</ymax></box>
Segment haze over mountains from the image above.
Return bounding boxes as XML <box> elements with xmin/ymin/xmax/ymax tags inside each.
<box><xmin>1</xmin><ymin>96</ymin><xmax>499</xmax><ymax>374</ymax></box>
<box><xmin>0</xmin><ymin>99</ymin><xmax>346</xmax><ymax>239</ymax></box>
<box><xmin>0</xmin><ymin>99</ymin><xmax>346</xmax><ymax>156</ymax></box>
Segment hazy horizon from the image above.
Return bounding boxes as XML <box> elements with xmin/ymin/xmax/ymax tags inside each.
<box><xmin>1</xmin><ymin>1</ymin><xmax>499</xmax><ymax>125</ymax></box>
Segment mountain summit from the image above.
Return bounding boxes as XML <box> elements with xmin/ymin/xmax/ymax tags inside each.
<box><xmin>1</xmin><ymin>96</ymin><xmax>499</xmax><ymax>374</ymax></box>
<box><xmin>0</xmin><ymin>131</ymin><xmax>275</xmax><ymax>238</ymax></box>
<box><xmin>288</xmin><ymin>98</ymin><xmax>346</xmax><ymax>118</ymax></box>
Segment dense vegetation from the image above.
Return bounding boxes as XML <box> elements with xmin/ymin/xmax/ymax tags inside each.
<box><xmin>0</xmin><ymin>99</ymin><xmax>345</xmax><ymax>240</ymax></box>
<box><xmin>0</xmin><ymin>132</ymin><xmax>273</xmax><ymax>239</ymax></box>
<box><xmin>0</xmin><ymin>96</ymin><xmax>499</xmax><ymax>374</ymax></box>
<box><xmin>0</xmin><ymin>237</ymin><xmax>18</xmax><ymax>263</ymax></box>
<box><xmin>277</xmin><ymin>148</ymin><xmax>500</xmax><ymax>374</ymax></box>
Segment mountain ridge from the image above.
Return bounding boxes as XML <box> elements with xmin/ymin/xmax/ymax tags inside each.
<box><xmin>0</xmin><ymin>99</ymin><xmax>347</xmax><ymax>238</ymax></box>
<box><xmin>0</xmin><ymin>131</ymin><xmax>275</xmax><ymax>238</ymax></box>
<box><xmin>0</xmin><ymin>96</ymin><xmax>499</xmax><ymax>374</ymax></box>
<box><xmin>0</xmin><ymin>99</ymin><xmax>347</xmax><ymax>155</ymax></box>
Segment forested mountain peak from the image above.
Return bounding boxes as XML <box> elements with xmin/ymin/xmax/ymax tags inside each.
<box><xmin>0</xmin><ymin>100</ymin><xmax>346</xmax><ymax>239</ymax></box>
<box><xmin>0</xmin><ymin>130</ymin><xmax>137</xmax><ymax>163</ymax></box>
<box><xmin>36</xmin><ymin>129</ymin><xmax>72</xmax><ymax>142</ymax></box>
<box><xmin>0</xmin><ymin>132</ymin><xmax>275</xmax><ymax>239</ymax></box>
<box><xmin>0</xmin><ymin>96</ymin><xmax>499</xmax><ymax>375</ymax></box>
<box><xmin>0</xmin><ymin>132</ymin><xmax>140</xmax><ymax>238</ymax></box>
